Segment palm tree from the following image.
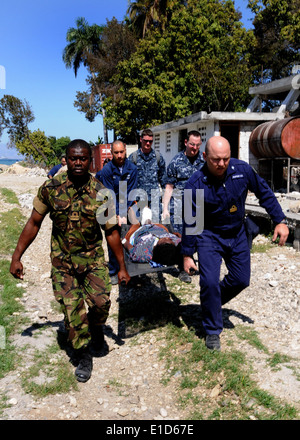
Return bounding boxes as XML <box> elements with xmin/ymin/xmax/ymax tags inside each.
<box><xmin>62</xmin><ymin>17</ymin><xmax>108</xmax><ymax>143</ymax></box>
<box><xmin>127</xmin><ymin>0</ymin><xmax>177</xmax><ymax>37</ymax></box>
<box><xmin>127</xmin><ymin>0</ymin><xmax>158</xmax><ymax>37</ymax></box>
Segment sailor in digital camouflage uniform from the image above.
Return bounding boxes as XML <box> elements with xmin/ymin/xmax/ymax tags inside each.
<box><xmin>161</xmin><ymin>131</ymin><xmax>204</xmax><ymax>283</ymax></box>
<box><xmin>162</xmin><ymin>130</ymin><xmax>204</xmax><ymax>235</ymax></box>
<box><xmin>128</xmin><ymin>129</ymin><xmax>167</xmax><ymax>223</ymax></box>
<box><xmin>10</xmin><ymin>139</ymin><xmax>130</xmax><ymax>383</ymax></box>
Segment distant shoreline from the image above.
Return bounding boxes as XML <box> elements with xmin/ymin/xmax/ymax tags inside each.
<box><xmin>0</xmin><ymin>159</ymin><xmax>22</xmax><ymax>166</ymax></box>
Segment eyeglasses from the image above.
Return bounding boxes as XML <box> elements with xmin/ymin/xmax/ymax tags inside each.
<box><xmin>142</xmin><ymin>138</ymin><xmax>153</xmax><ymax>144</ymax></box>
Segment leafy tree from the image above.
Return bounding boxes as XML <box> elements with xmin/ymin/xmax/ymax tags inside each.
<box><xmin>47</xmin><ymin>136</ymin><xmax>71</xmax><ymax>166</ymax></box>
<box><xmin>15</xmin><ymin>129</ymin><xmax>53</xmax><ymax>164</ymax></box>
<box><xmin>0</xmin><ymin>95</ymin><xmax>48</xmax><ymax>162</ymax></box>
<box><xmin>62</xmin><ymin>17</ymin><xmax>108</xmax><ymax>142</ymax></box>
<box><xmin>104</xmin><ymin>0</ymin><xmax>255</xmax><ymax>141</ymax></box>
<box><xmin>248</xmin><ymin>0</ymin><xmax>300</xmax><ymax>81</ymax></box>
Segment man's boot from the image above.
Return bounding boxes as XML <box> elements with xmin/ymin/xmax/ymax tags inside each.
<box><xmin>74</xmin><ymin>347</ymin><xmax>93</xmax><ymax>383</ymax></box>
<box><xmin>90</xmin><ymin>324</ymin><xmax>104</xmax><ymax>352</ymax></box>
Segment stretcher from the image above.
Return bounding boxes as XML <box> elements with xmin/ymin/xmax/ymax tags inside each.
<box><xmin>123</xmin><ymin>246</ymin><xmax>174</xmax><ymax>277</ymax></box>
<box><xmin>124</xmin><ymin>250</ymin><xmax>174</xmax><ymax>292</ymax></box>
<box><xmin>121</xmin><ymin>224</ymin><xmax>176</xmax><ymax>291</ymax></box>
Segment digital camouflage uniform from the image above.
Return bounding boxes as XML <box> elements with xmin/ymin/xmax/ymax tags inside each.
<box><xmin>128</xmin><ymin>148</ymin><xmax>167</xmax><ymax>223</ymax></box>
<box><xmin>33</xmin><ymin>172</ymin><xmax>112</xmax><ymax>350</ymax></box>
<box><xmin>166</xmin><ymin>151</ymin><xmax>204</xmax><ymax>233</ymax></box>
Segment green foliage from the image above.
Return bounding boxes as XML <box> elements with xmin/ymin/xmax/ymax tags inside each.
<box><xmin>47</xmin><ymin>136</ymin><xmax>71</xmax><ymax>166</ymax></box>
<box><xmin>104</xmin><ymin>0</ymin><xmax>255</xmax><ymax>140</ymax></box>
<box><xmin>65</xmin><ymin>1</ymin><xmax>299</xmax><ymax>139</ymax></box>
<box><xmin>62</xmin><ymin>17</ymin><xmax>109</xmax><ymax>142</ymax></box>
<box><xmin>0</xmin><ymin>95</ymin><xmax>34</xmax><ymax>144</ymax></box>
<box><xmin>248</xmin><ymin>0</ymin><xmax>300</xmax><ymax>80</ymax></box>
<box><xmin>15</xmin><ymin>129</ymin><xmax>52</xmax><ymax>165</ymax></box>
<box><xmin>69</xmin><ymin>17</ymin><xmax>138</xmax><ymax>142</ymax></box>
<box><xmin>62</xmin><ymin>17</ymin><xmax>104</xmax><ymax>77</ymax></box>
<box><xmin>268</xmin><ymin>352</ymin><xmax>292</xmax><ymax>370</ymax></box>
<box><xmin>0</xmin><ymin>259</ymin><xmax>26</xmax><ymax>379</ymax></box>
<box><xmin>0</xmin><ymin>95</ymin><xmax>72</xmax><ymax>165</ymax></box>
<box><xmin>0</xmin><ymin>95</ymin><xmax>49</xmax><ymax>163</ymax></box>
<box><xmin>127</xmin><ymin>0</ymin><xmax>182</xmax><ymax>37</ymax></box>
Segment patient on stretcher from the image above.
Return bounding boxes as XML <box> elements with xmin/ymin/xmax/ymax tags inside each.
<box><xmin>122</xmin><ymin>223</ymin><xmax>182</xmax><ymax>267</ymax></box>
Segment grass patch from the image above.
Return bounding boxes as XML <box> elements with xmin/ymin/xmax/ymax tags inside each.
<box><xmin>107</xmin><ymin>378</ymin><xmax>129</xmax><ymax>396</ymax></box>
<box><xmin>21</xmin><ymin>343</ymin><xmax>78</xmax><ymax>397</ymax></box>
<box><xmin>159</xmin><ymin>323</ymin><xmax>298</xmax><ymax>420</ymax></box>
<box><xmin>267</xmin><ymin>353</ymin><xmax>293</xmax><ymax>371</ymax></box>
<box><xmin>0</xmin><ymin>188</ymin><xmax>19</xmax><ymax>205</ymax></box>
<box><xmin>0</xmin><ymin>190</ymin><xmax>29</xmax><ymax>414</ymax></box>
<box><xmin>0</xmin><ymin>260</ymin><xmax>28</xmax><ymax>378</ymax></box>
<box><xmin>0</xmin><ymin>208</ymin><xmax>26</xmax><ymax>255</ymax></box>
<box><xmin>0</xmin><ymin>192</ymin><xmax>28</xmax><ymax>378</ymax></box>
<box><xmin>235</xmin><ymin>326</ymin><xmax>269</xmax><ymax>353</ymax></box>
<box><xmin>251</xmin><ymin>239</ymin><xmax>275</xmax><ymax>253</ymax></box>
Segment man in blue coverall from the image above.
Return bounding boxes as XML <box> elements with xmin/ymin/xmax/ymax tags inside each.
<box><xmin>96</xmin><ymin>140</ymin><xmax>138</xmax><ymax>284</ymax></box>
<box><xmin>182</xmin><ymin>136</ymin><xmax>289</xmax><ymax>351</ymax></box>
<box><xmin>47</xmin><ymin>155</ymin><xmax>67</xmax><ymax>178</ymax></box>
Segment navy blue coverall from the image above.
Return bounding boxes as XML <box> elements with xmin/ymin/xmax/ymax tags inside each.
<box><xmin>181</xmin><ymin>158</ymin><xmax>286</xmax><ymax>335</ymax></box>
<box><xmin>96</xmin><ymin>158</ymin><xmax>138</xmax><ymax>276</ymax></box>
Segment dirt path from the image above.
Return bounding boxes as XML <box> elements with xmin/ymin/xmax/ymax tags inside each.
<box><xmin>0</xmin><ymin>166</ymin><xmax>299</xmax><ymax>421</ymax></box>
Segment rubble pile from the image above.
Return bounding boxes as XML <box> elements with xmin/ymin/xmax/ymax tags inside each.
<box><xmin>1</xmin><ymin>163</ymin><xmax>47</xmax><ymax>177</ymax></box>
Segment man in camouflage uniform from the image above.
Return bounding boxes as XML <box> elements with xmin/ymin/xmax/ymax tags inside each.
<box><xmin>10</xmin><ymin>139</ymin><xmax>130</xmax><ymax>383</ymax></box>
<box><xmin>162</xmin><ymin>131</ymin><xmax>204</xmax><ymax>283</ymax></box>
<box><xmin>128</xmin><ymin>128</ymin><xmax>167</xmax><ymax>223</ymax></box>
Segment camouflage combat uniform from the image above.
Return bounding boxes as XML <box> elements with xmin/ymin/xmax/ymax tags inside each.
<box><xmin>128</xmin><ymin>148</ymin><xmax>167</xmax><ymax>223</ymax></box>
<box><xmin>33</xmin><ymin>172</ymin><xmax>112</xmax><ymax>350</ymax></box>
<box><xmin>166</xmin><ymin>151</ymin><xmax>204</xmax><ymax>233</ymax></box>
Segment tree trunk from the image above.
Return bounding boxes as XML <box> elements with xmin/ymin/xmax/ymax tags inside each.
<box><xmin>91</xmin><ymin>71</ymin><xmax>108</xmax><ymax>144</ymax></box>
<box><xmin>102</xmin><ymin>105</ymin><xmax>108</xmax><ymax>144</ymax></box>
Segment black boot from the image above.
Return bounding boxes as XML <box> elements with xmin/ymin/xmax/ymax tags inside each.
<box><xmin>87</xmin><ymin>308</ymin><xmax>105</xmax><ymax>352</ymax></box>
<box><xmin>90</xmin><ymin>325</ymin><xmax>104</xmax><ymax>352</ymax></box>
<box><xmin>74</xmin><ymin>347</ymin><xmax>93</xmax><ymax>383</ymax></box>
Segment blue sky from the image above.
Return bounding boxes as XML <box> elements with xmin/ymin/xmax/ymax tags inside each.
<box><xmin>0</xmin><ymin>0</ymin><xmax>253</xmax><ymax>159</ymax></box>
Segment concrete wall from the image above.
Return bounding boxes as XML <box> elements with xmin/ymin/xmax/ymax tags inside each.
<box><xmin>152</xmin><ymin>119</ymin><xmax>260</xmax><ymax>168</ymax></box>
<box><xmin>153</xmin><ymin>121</ymin><xmax>216</xmax><ymax>166</ymax></box>
<box><xmin>239</xmin><ymin>121</ymin><xmax>259</xmax><ymax>170</ymax></box>
<box><xmin>126</xmin><ymin>144</ymin><xmax>138</xmax><ymax>157</ymax></box>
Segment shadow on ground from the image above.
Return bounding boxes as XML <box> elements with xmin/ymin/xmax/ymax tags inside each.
<box><xmin>117</xmin><ymin>272</ymin><xmax>254</xmax><ymax>341</ymax></box>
